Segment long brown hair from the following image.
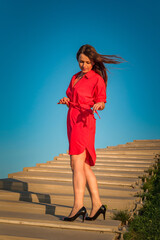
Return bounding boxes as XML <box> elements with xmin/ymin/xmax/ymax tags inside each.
<box><xmin>76</xmin><ymin>44</ymin><xmax>125</xmax><ymax>87</ymax></box>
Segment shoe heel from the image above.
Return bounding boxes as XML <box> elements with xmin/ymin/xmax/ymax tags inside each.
<box><xmin>102</xmin><ymin>205</ymin><xmax>106</xmax><ymax>220</ymax></box>
<box><xmin>82</xmin><ymin>212</ymin><xmax>86</xmax><ymax>222</ymax></box>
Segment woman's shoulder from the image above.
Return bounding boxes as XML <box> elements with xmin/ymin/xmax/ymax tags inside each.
<box><xmin>91</xmin><ymin>71</ymin><xmax>105</xmax><ymax>84</ymax></box>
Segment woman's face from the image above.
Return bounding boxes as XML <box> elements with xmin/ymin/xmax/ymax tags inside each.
<box><xmin>78</xmin><ymin>53</ymin><xmax>94</xmax><ymax>74</ymax></box>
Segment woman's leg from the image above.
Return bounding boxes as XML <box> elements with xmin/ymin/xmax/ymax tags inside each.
<box><xmin>69</xmin><ymin>150</ymin><xmax>86</xmax><ymax>217</ymax></box>
<box><xmin>84</xmin><ymin>162</ymin><xmax>102</xmax><ymax>217</ymax></box>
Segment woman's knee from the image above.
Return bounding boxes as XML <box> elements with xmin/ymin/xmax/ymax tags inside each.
<box><xmin>70</xmin><ymin>151</ymin><xmax>86</xmax><ymax>171</ymax></box>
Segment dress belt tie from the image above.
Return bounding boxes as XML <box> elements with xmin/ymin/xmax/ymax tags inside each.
<box><xmin>69</xmin><ymin>102</ymin><xmax>101</xmax><ymax>119</ymax></box>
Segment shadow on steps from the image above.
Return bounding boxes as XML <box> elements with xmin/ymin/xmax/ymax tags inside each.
<box><xmin>0</xmin><ymin>178</ymin><xmax>59</xmax><ymax>216</ymax></box>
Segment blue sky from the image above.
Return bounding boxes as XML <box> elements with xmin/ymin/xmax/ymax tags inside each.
<box><xmin>0</xmin><ymin>0</ymin><xmax>160</xmax><ymax>178</ymax></box>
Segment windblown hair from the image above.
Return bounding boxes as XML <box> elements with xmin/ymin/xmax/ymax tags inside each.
<box><xmin>76</xmin><ymin>44</ymin><xmax>125</xmax><ymax>87</ymax></box>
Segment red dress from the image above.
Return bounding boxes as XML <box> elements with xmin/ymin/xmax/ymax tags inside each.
<box><xmin>66</xmin><ymin>70</ymin><xmax>107</xmax><ymax>166</ymax></box>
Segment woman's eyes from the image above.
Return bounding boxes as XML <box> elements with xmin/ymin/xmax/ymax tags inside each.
<box><xmin>80</xmin><ymin>61</ymin><xmax>91</xmax><ymax>64</ymax></box>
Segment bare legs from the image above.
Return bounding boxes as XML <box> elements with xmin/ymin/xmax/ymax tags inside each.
<box><xmin>69</xmin><ymin>150</ymin><xmax>102</xmax><ymax>218</ymax></box>
<box><xmin>84</xmin><ymin>162</ymin><xmax>102</xmax><ymax>217</ymax></box>
<box><xmin>69</xmin><ymin>151</ymin><xmax>86</xmax><ymax>217</ymax></box>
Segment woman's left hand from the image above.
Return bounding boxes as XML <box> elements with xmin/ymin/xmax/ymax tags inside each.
<box><xmin>92</xmin><ymin>102</ymin><xmax>105</xmax><ymax>114</ymax></box>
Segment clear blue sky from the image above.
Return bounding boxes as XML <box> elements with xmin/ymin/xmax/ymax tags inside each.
<box><xmin>0</xmin><ymin>0</ymin><xmax>160</xmax><ymax>178</ymax></box>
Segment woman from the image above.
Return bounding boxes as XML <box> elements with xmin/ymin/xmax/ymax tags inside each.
<box><xmin>58</xmin><ymin>44</ymin><xmax>124</xmax><ymax>222</ymax></box>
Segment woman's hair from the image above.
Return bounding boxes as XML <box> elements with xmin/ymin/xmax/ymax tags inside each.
<box><xmin>76</xmin><ymin>44</ymin><xmax>125</xmax><ymax>87</ymax></box>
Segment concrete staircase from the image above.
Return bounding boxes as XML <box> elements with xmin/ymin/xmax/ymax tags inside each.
<box><xmin>0</xmin><ymin>139</ymin><xmax>160</xmax><ymax>240</ymax></box>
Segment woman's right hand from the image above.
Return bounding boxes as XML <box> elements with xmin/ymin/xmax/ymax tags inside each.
<box><xmin>58</xmin><ymin>97</ymin><xmax>70</xmax><ymax>107</ymax></box>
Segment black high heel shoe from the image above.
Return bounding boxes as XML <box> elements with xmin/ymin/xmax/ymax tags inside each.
<box><xmin>85</xmin><ymin>205</ymin><xmax>107</xmax><ymax>221</ymax></box>
<box><xmin>63</xmin><ymin>206</ymin><xmax>87</xmax><ymax>222</ymax></box>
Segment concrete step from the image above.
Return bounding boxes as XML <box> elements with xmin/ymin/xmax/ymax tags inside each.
<box><xmin>37</xmin><ymin>163</ymin><xmax>149</xmax><ymax>172</ymax></box>
<box><xmin>0</xmin><ymin>180</ymin><xmax>139</xmax><ymax>197</ymax></box>
<box><xmin>23</xmin><ymin>166</ymin><xmax>145</xmax><ymax>178</ymax></box>
<box><xmin>133</xmin><ymin>139</ymin><xmax>160</xmax><ymax>143</ymax></box>
<box><xmin>47</xmin><ymin>160</ymin><xmax>153</xmax><ymax>168</ymax></box>
<box><xmin>96</xmin><ymin>149</ymin><xmax>159</xmax><ymax>154</ymax></box>
<box><xmin>0</xmin><ymin>188</ymin><xmax>139</xmax><ymax>209</ymax></box>
<box><xmin>0</xmin><ymin>232</ymin><xmax>43</xmax><ymax>240</ymax></box>
<box><xmin>100</xmin><ymin>147</ymin><xmax>159</xmax><ymax>151</ymax></box>
<box><xmin>0</xmin><ymin>200</ymin><xmax>56</xmax><ymax>215</ymax></box>
<box><xmin>8</xmin><ymin>171</ymin><xmax>139</xmax><ymax>187</ymax></box>
<box><xmin>0</xmin><ymin>207</ymin><xmax>120</xmax><ymax>232</ymax></box>
<box><xmin>1</xmin><ymin>186</ymin><xmax>134</xmax><ymax>200</ymax></box>
<box><xmin>106</xmin><ymin>147</ymin><xmax>160</xmax><ymax>152</ymax></box>
<box><xmin>0</xmin><ymin>222</ymin><xmax>117</xmax><ymax>240</ymax></box>
<box><xmin>0</xmin><ymin>211</ymin><xmax>121</xmax><ymax>234</ymax></box>
<box><xmin>55</xmin><ymin>156</ymin><xmax>155</xmax><ymax>163</ymax></box>
<box><xmin>105</xmin><ymin>147</ymin><xmax>160</xmax><ymax>152</ymax></box>
<box><xmin>110</xmin><ymin>143</ymin><xmax>160</xmax><ymax>148</ymax></box>
<box><xmin>113</xmin><ymin>143</ymin><xmax>160</xmax><ymax>147</ymax></box>
<box><xmin>96</xmin><ymin>154</ymin><xmax>156</xmax><ymax>159</ymax></box>
<box><xmin>59</xmin><ymin>153</ymin><xmax>155</xmax><ymax>158</ymax></box>
<box><xmin>126</xmin><ymin>141</ymin><xmax>160</xmax><ymax>146</ymax></box>
<box><xmin>0</xmin><ymin>192</ymin><xmax>138</xmax><ymax>213</ymax></box>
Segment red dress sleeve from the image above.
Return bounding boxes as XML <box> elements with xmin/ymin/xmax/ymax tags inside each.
<box><xmin>94</xmin><ymin>76</ymin><xmax>107</xmax><ymax>103</ymax></box>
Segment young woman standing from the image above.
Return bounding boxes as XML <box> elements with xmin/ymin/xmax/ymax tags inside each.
<box><xmin>58</xmin><ymin>44</ymin><xmax>124</xmax><ymax>221</ymax></box>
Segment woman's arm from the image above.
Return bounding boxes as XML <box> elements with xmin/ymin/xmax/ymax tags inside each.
<box><xmin>92</xmin><ymin>102</ymin><xmax>105</xmax><ymax>114</ymax></box>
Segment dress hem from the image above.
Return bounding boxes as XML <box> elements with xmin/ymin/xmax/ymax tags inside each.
<box><xmin>69</xmin><ymin>147</ymin><xmax>96</xmax><ymax>166</ymax></box>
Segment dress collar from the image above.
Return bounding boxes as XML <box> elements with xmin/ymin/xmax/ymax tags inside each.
<box><xmin>74</xmin><ymin>70</ymin><xmax>96</xmax><ymax>79</ymax></box>
<box><xmin>85</xmin><ymin>70</ymin><xmax>96</xmax><ymax>79</ymax></box>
